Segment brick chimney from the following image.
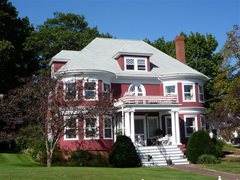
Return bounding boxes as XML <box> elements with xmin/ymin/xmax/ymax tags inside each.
<box><xmin>175</xmin><ymin>36</ymin><xmax>186</xmax><ymax>64</ymax></box>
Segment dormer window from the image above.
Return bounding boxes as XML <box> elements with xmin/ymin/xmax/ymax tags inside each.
<box><xmin>124</xmin><ymin>57</ymin><xmax>147</xmax><ymax>71</ymax></box>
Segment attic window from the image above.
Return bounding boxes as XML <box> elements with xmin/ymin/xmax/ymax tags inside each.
<box><xmin>126</xmin><ymin>59</ymin><xmax>134</xmax><ymax>70</ymax></box>
<box><xmin>124</xmin><ymin>57</ymin><xmax>147</xmax><ymax>71</ymax></box>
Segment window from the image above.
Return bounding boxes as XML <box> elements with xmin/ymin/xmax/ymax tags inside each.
<box><xmin>199</xmin><ymin>85</ymin><xmax>204</xmax><ymax>102</ymax></box>
<box><xmin>103</xmin><ymin>83</ymin><xmax>111</xmax><ymax>100</ymax></box>
<box><xmin>164</xmin><ymin>85</ymin><xmax>177</xmax><ymax>96</ymax></box>
<box><xmin>126</xmin><ymin>58</ymin><xmax>134</xmax><ymax>70</ymax></box>
<box><xmin>104</xmin><ymin>116</ymin><xmax>112</xmax><ymax>139</ymax></box>
<box><xmin>183</xmin><ymin>84</ymin><xmax>195</xmax><ymax>101</ymax></box>
<box><xmin>64</xmin><ymin>116</ymin><xmax>78</xmax><ymax>140</ymax></box>
<box><xmin>116</xmin><ymin>116</ymin><xmax>122</xmax><ymax>135</ymax></box>
<box><xmin>128</xmin><ymin>84</ymin><xmax>145</xmax><ymax>96</ymax></box>
<box><xmin>84</xmin><ymin>81</ymin><xmax>97</xmax><ymax>100</ymax></box>
<box><xmin>65</xmin><ymin>81</ymin><xmax>77</xmax><ymax>100</ymax></box>
<box><xmin>124</xmin><ymin>57</ymin><xmax>147</xmax><ymax>71</ymax></box>
<box><xmin>84</xmin><ymin>117</ymin><xmax>99</xmax><ymax>139</ymax></box>
<box><xmin>200</xmin><ymin>115</ymin><xmax>206</xmax><ymax>130</ymax></box>
<box><xmin>185</xmin><ymin>116</ymin><xmax>197</xmax><ymax>137</ymax></box>
<box><xmin>137</xmin><ymin>59</ymin><xmax>146</xmax><ymax>70</ymax></box>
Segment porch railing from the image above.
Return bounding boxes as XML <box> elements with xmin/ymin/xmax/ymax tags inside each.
<box><xmin>116</xmin><ymin>93</ymin><xmax>178</xmax><ymax>105</ymax></box>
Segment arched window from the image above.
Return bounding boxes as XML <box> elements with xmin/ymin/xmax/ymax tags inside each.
<box><xmin>128</xmin><ymin>84</ymin><xmax>146</xmax><ymax>96</ymax></box>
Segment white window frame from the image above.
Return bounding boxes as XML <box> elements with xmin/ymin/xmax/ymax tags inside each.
<box><xmin>198</xmin><ymin>84</ymin><xmax>204</xmax><ymax>102</ymax></box>
<box><xmin>128</xmin><ymin>84</ymin><xmax>146</xmax><ymax>96</ymax></box>
<box><xmin>184</xmin><ymin>115</ymin><xmax>198</xmax><ymax>137</ymax></box>
<box><xmin>83</xmin><ymin>80</ymin><xmax>98</xmax><ymax>101</ymax></box>
<box><xmin>84</xmin><ymin>116</ymin><xmax>99</xmax><ymax>140</ymax></box>
<box><xmin>64</xmin><ymin>116</ymin><xmax>78</xmax><ymax>140</ymax></box>
<box><xmin>164</xmin><ymin>83</ymin><xmax>177</xmax><ymax>96</ymax></box>
<box><xmin>124</xmin><ymin>56</ymin><xmax>147</xmax><ymax>71</ymax></box>
<box><xmin>64</xmin><ymin>80</ymin><xmax>78</xmax><ymax>101</ymax></box>
<box><xmin>103</xmin><ymin>116</ymin><xmax>113</xmax><ymax>139</ymax></box>
<box><xmin>182</xmin><ymin>83</ymin><xmax>196</xmax><ymax>102</ymax></box>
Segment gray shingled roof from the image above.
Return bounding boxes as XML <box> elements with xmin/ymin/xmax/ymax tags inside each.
<box><xmin>51</xmin><ymin>38</ymin><xmax>208</xmax><ymax>80</ymax></box>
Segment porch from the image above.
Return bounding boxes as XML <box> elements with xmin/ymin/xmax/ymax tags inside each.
<box><xmin>114</xmin><ymin>94</ymin><xmax>182</xmax><ymax>146</ymax></box>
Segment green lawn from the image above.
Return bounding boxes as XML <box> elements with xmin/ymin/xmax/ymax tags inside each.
<box><xmin>198</xmin><ymin>144</ymin><xmax>240</xmax><ymax>174</ymax></box>
<box><xmin>0</xmin><ymin>153</ymin><xmax>216</xmax><ymax>180</ymax></box>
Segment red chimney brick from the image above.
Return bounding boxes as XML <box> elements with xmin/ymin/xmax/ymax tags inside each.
<box><xmin>175</xmin><ymin>36</ymin><xmax>186</xmax><ymax>64</ymax></box>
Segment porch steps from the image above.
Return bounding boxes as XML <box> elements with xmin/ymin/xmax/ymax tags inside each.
<box><xmin>136</xmin><ymin>145</ymin><xmax>189</xmax><ymax>166</ymax></box>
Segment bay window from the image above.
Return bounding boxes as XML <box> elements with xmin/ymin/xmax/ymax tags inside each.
<box><xmin>199</xmin><ymin>85</ymin><xmax>204</xmax><ymax>102</ymax></box>
<box><xmin>184</xmin><ymin>115</ymin><xmax>197</xmax><ymax>137</ymax></box>
<box><xmin>84</xmin><ymin>81</ymin><xmax>97</xmax><ymax>100</ymax></box>
<box><xmin>183</xmin><ymin>84</ymin><xmax>195</xmax><ymax>101</ymax></box>
<box><xmin>64</xmin><ymin>81</ymin><xmax>77</xmax><ymax>100</ymax></box>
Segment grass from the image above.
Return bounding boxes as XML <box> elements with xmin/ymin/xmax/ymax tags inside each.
<box><xmin>198</xmin><ymin>144</ymin><xmax>240</xmax><ymax>174</ymax></box>
<box><xmin>0</xmin><ymin>153</ymin><xmax>216</xmax><ymax>180</ymax></box>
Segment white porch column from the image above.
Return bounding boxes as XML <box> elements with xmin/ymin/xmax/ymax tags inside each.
<box><xmin>171</xmin><ymin>111</ymin><xmax>177</xmax><ymax>145</ymax></box>
<box><xmin>130</xmin><ymin>110</ymin><xmax>135</xmax><ymax>143</ymax></box>
<box><xmin>124</xmin><ymin>110</ymin><xmax>130</xmax><ymax>137</ymax></box>
<box><xmin>175</xmin><ymin>111</ymin><xmax>181</xmax><ymax>144</ymax></box>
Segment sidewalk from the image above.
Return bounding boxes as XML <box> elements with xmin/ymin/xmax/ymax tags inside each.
<box><xmin>170</xmin><ymin>164</ymin><xmax>240</xmax><ymax>180</ymax></box>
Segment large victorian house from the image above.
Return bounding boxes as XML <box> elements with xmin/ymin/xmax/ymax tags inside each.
<box><xmin>50</xmin><ymin>37</ymin><xmax>208</xmax><ymax>165</ymax></box>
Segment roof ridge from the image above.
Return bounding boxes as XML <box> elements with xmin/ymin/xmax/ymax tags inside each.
<box><xmin>95</xmin><ymin>37</ymin><xmax>144</xmax><ymax>42</ymax></box>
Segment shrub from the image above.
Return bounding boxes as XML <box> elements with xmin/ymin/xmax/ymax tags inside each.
<box><xmin>38</xmin><ymin>147</ymin><xmax>65</xmax><ymax>165</ymax></box>
<box><xmin>69</xmin><ymin>150</ymin><xmax>109</xmax><ymax>167</ymax></box>
<box><xmin>186</xmin><ymin>130</ymin><xmax>214</xmax><ymax>163</ymax></box>
<box><xmin>197</xmin><ymin>154</ymin><xmax>218</xmax><ymax>164</ymax></box>
<box><xmin>212</xmin><ymin>138</ymin><xmax>224</xmax><ymax>158</ymax></box>
<box><xmin>109</xmin><ymin>135</ymin><xmax>141</xmax><ymax>167</ymax></box>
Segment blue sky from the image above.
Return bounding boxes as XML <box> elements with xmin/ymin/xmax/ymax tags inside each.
<box><xmin>11</xmin><ymin>0</ymin><xmax>240</xmax><ymax>51</ymax></box>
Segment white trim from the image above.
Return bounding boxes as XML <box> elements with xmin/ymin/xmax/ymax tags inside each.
<box><xmin>182</xmin><ymin>83</ymin><xmax>196</xmax><ymax>102</ymax></box>
<box><xmin>103</xmin><ymin>116</ymin><xmax>113</xmax><ymax>139</ymax></box>
<box><xmin>84</xmin><ymin>116</ymin><xmax>99</xmax><ymax>140</ymax></box>
<box><xmin>124</xmin><ymin>56</ymin><xmax>147</xmax><ymax>72</ymax></box>
<box><xmin>83</xmin><ymin>79</ymin><xmax>98</xmax><ymax>101</ymax></box>
<box><xmin>184</xmin><ymin>115</ymin><xmax>198</xmax><ymax>137</ymax></box>
<box><xmin>64</xmin><ymin>116</ymin><xmax>78</xmax><ymax>140</ymax></box>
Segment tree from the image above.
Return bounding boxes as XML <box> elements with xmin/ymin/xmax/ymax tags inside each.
<box><xmin>0</xmin><ymin>76</ymin><xmax>115</xmax><ymax>167</ymax></box>
<box><xmin>0</xmin><ymin>0</ymin><xmax>38</xmax><ymax>94</ymax></box>
<box><xmin>207</xmin><ymin>25</ymin><xmax>240</xmax><ymax>139</ymax></box>
<box><xmin>24</xmin><ymin>12</ymin><xmax>112</xmax><ymax>75</ymax></box>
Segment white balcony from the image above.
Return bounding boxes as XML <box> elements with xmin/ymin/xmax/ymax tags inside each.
<box><xmin>114</xmin><ymin>93</ymin><xmax>178</xmax><ymax>106</ymax></box>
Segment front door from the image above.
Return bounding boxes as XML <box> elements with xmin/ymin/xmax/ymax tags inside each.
<box><xmin>147</xmin><ymin>116</ymin><xmax>158</xmax><ymax>138</ymax></box>
<box><xmin>134</xmin><ymin>116</ymin><xmax>146</xmax><ymax>145</ymax></box>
